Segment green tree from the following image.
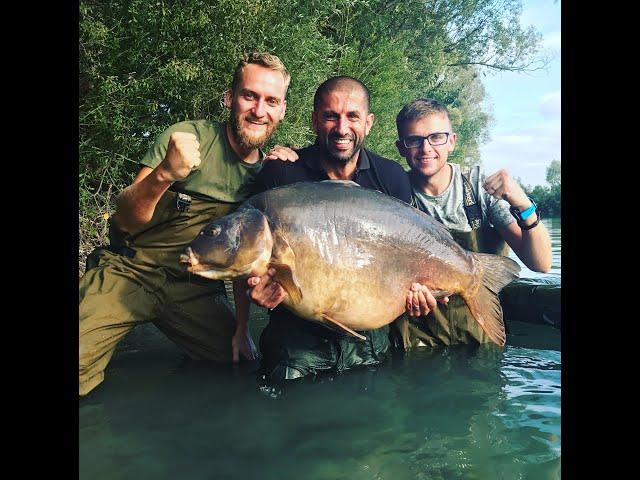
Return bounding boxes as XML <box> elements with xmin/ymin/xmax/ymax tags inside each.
<box><xmin>79</xmin><ymin>0</ymin><xmax>546</xmax><ymax>268</ymax></box>
<box><xmin>546</xmin><ymin>159</ymin><xmax>561</xmax><ymax>187</ymax></box>
<box><xmin>523</xmin><ymin>160</ymin><xmax>561</xmax><ymax>217</ymax></box>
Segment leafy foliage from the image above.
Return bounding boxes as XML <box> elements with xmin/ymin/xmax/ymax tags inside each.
<box><xmin>523</xmin><ymin>160</ymin><xmax>561</xmax><ymax>217</ymax></box>
<box><xmin>79</xmin><ymin>0</ymin><xmax>545</xmax><ymax>267</ymax></box>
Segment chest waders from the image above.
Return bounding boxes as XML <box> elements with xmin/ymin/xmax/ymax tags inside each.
<box><xmin>80</xmin><ymin>190</ymin><xmax>238</xmax><ymax>396</ymax></box>
<box><xmin>96</xmin><ymin>189</ymin><xmax>236</xmax><ymax>273</ymax></box>
<box><xmin>406</xmin><ymin>168</ymin><xmax>510</xmax><ymax>347</ymax></box>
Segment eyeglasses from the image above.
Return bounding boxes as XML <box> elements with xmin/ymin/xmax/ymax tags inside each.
<box><xmin>401</xmin><ymin>133</ymin><xmax>450</xmax><ymax>148</ymax></box>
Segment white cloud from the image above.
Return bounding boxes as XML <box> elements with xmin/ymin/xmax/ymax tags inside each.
<box><xmin>480</xmin><ymin>122</ymin><xmax>560</xmax><ymax>186</ymax></box>
<box><xmin>539</xmin><ymin>91</ymin><xmax>561</xmax><ymax>120</ymax></box>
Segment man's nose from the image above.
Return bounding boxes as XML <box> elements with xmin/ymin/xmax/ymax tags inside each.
<box><xmin>418</xmin><ymin>138</ymin><xmax>435</xmax><ymax>153</ymax></box>
<box><xmin>253</xmin><ymin>99</ymin><xmax>266</xmax><ymax>118</ymax></box>
<box><xmin>335</xmin><ymin>117</ymin><xmax>349</xmax><ymax>136</ymax></box>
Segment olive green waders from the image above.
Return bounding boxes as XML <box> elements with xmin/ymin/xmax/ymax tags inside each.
<box><xmin>79</xmin><ymin>191</ymin><xmax>237</xmax><ymax>396</ymax></box>
<box><xmin>401</xmin><ymin>226</ymin><xmax>510</xmax><ymax>347</ymax></box>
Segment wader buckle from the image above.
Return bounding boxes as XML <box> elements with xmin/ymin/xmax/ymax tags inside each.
<box><xmin>176</xmin><ymin>192</ymin><xmax>192</xmax><ymax>212</ymax></box>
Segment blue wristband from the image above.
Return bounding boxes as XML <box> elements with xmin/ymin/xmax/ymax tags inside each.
<box><xmin>519</xmin><ymin>201</ymin><xmax>537</xmax><ymax>221</ymax></box>
<box><xmin>509</xmin><ymin>197</ymin><xmax>537</xmax><ymax>222</ymax></box>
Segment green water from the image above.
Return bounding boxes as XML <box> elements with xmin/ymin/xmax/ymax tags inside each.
<box><xmin>79</xmin><ymin>218</ymin><xmax>561</xmax><ymax>479</ymax></box>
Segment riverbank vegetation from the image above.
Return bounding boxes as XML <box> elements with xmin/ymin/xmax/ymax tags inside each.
<box><xmin>522</xmin><ymin>160</ymin><xmax>561</xmax><ymax>217</ymax></box>
<box><xmin>80</xmin><ymin>0</ymin><xmax>549</xmax><ymax>273</ymax></box>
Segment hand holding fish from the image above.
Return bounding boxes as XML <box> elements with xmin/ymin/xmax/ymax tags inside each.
<box><xmin>483</xmin><ymin>169</ymin><xmax>530</xmax><ymax>210</ymax></box>
<box><xmin>157</xmin><ymin>132</ymin><xmax>202</xmax><ymax>182</ymax></box>
<box><xmin>265</xmin><ymin>145</ymin><xmax>300</xmax><ymax>162</ymax></box>
<box><xmin>247</xmin><ymin>268</ymin><xmax>288</xmax><ymax>309</ymax></box>
<box><xmin>406</xmin><ymin>283</ymin><xmax>449</xmax><ymax>317</ymax></box>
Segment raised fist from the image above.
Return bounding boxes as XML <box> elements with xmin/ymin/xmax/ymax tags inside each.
<box><xmin>158</xmin><ymin>132</ymin><xmax>201</xmax><ymax>182</ymax></box>
<box><xmin>483</xmin><ymin>168</ymin><xmax>530</xmax><ymax>210</ymax></box>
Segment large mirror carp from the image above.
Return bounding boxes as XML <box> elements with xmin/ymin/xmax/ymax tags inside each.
<box><xmin>180</xmin><ymin>181</ymin><xmax>520</xmax><ymax>345</ymax></box>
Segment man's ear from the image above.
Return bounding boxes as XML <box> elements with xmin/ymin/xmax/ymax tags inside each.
<box><xmin>396</xmin><ymin>139</ymin><xmax>407</xmax><ymax>158</ymax></box>
<box><xmin>223</xmin><ymin>89</ymin><xmax>233</xmax><ymax>109</ymax></box>
<box><xmin>311</xmin><ymin>111</ymin><xmax>318</xmax><ymax>135</ymax></box>
<box><xmin>365</xmin><ymin>113</ymin><xmax>375</xmax><ymax>136</ymax></box>
<box><xmin>448</xmin><ymin>132</ymin><xmax>457</xmax><ymax>152</ymax></box>
<box><xmin>279</xmin><ymin>100</ymin><xmax>287</xmax><ymax>121</ymax></box>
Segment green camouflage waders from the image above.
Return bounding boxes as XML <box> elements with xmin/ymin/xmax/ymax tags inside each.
<box><xmin>79</xmin><ymin>190</ymin><xmax>237</xmax><ymax>395</ymax></box>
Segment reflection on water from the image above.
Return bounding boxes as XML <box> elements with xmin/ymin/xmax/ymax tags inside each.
<box><xmin>79</xmin><ymin>345</ymin><xmax>560</xmax><ymax>479</ymax></box>
<box><xmin>79</xmin><ymin>218</ymin><xmax>562</xmax><ymax>479</ymax></box>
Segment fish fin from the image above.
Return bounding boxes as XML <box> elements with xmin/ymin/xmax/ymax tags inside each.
<box><xmin>269</xmin><ymin>231</ymin><xmax>303</xmax><ymax>303</ymax></box>
<box><xmin>320</xmin><ymin>314</ymin><xmax>367</xmax><ymax>341</ymax></box>
<box><xmin>430</xmin><ymin>289</ymin><xmax>454</xmax><ymax>299</ymax></box>
<box><xmin>268</xmin><ymin>262</ymin><xmax>303</xmax><ymax>303</ymax></box>
<box><xmin>462</xmin><ymin>254</ymin><xmax>521</xmax><ymax>346</ymax></box>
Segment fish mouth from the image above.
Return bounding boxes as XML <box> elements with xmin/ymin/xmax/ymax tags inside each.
<box><xmin>185</xmin><ymin>266</ymin><xmax>231</xmax><ymax>280</ymax></box>
<box><xmin>179</xmin><ymin>248</ymin><xmax>231</xmax><ymax>279</ymax></box>
<box><xmin>179</xmin><ymin>247</ymin><xmax>269</xmax><ymax>280</ymax></box>
<box><xmin>179</xmin><ymin>248</ymin><xmax>200</xmax><ymax>267</ymax></box>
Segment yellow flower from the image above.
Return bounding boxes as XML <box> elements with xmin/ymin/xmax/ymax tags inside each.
<box><xmin>103</xmin><ymin>212</ymin><xmax>110</xmax><ymax>220</ymax></box>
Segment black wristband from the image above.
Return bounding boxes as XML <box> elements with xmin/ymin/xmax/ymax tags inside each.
<box><xmin>519</xmin><ymin>211</ymin><xmax>541</xmax><ymax>230</ymax></box>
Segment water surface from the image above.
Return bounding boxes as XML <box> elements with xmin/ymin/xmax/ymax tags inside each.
<box><xmin>79</xmin><ymin>218</ymin><xmax>561</xmax><ymax>479</ymax></box>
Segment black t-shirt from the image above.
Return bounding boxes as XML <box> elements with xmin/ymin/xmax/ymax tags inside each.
<box><xmin>255</xmin><ymin>144</ymin><xmax>412</xmax><ymax>204</ymax></box>
<box><xmin>255</xmin><ymin>144</ymin><xmax>412</xmax><ymax>334</ymax></box>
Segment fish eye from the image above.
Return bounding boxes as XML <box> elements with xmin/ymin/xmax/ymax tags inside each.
<box><xmin>206</xmin><ymin>226</ymin><xmax>222</xmax><ymax>237</ymax></box>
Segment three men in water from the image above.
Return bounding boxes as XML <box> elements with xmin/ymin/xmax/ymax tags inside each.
<box><xmin>79</xmin><ymin>51</ymin><xmax>553</xmax><ymax>394</ymax></box>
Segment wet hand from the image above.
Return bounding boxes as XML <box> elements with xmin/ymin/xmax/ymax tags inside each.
<box><xmin>232</xmin><ymin>328</ymin><xmax>257</xmax><ymax>363</ymax></box>
<box><xmin>246</xmin><ymin>268</ymin><xmax>287</xmax><ymax>309</ymax></box>
<box><xmin>483</xmin><ymin>169</ymin><xmax>530</xmax><ymax>210</ymax></box>
<box><xmin>265</xmin><ymin>145</ymin><xmax>299</xmax><ymax>162</ymax></box>
<box><xmin>405</xmin><ymin>283</ymin><xmax>449</xmax><ymax>317</ymax></box>
<box><xmin>158</xmin><ymin>132</ymin><xmax>201</xmax><ymax>182</ymax></box>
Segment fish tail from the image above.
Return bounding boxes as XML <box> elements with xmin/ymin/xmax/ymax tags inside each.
<box><xmin>462</xmin><ymin>254</ymin><xmax>520</xmax><ymax>346</ymax></box>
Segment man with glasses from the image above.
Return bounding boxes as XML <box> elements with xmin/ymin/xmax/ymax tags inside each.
<box><xmin>394</xmin><ymin>98</ymin><xmax>552</xmax><ymax>347</ymax></box>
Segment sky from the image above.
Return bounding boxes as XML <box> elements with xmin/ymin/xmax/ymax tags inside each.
<box><xmin>478</xmin><ymin>0</ymin><xmax>561</xmax><ymax>187</ymax></box>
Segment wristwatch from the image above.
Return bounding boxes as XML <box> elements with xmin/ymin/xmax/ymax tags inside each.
<box><xmin>509</xmin><ymin>197</ymin><xmax>541</xmax><ymax>230</ymax></box>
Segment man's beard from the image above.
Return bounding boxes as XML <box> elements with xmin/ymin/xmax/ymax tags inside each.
<box><xmin>229</xmin><ymin>108</ymin><xmax>277</xmax><ymax>150</ymax></box>
<box><xmin>321</xmin><ymin>133</ymin><xmax>365</xmax><ymax>165</ymax></box>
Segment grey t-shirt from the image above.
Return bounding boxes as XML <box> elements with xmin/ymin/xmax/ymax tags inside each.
<box><xmin>411</xmin><ymin>163</ymin><xmax>514</xmax><ymax>232</ymax></box>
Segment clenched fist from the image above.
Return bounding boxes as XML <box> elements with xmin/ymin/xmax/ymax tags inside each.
<box><xmin>158</xmin><ymin>132</ymin><xmax>202</xmax><ymax>182</ymax></box>
<box><xmin>483</xmin><ymin>169</ymin><xmax>530</xmax><ymax>210</ymax></box>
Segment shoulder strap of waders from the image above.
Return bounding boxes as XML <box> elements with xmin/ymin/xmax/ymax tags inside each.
<box><xmin>461</xmin><ymin>166</ymin><xmax>483</xmax><ymax>230</ymax></box>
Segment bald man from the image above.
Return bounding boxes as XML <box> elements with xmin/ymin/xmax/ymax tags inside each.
<box><xmin>243</xmin><ymin>76</ymin><xmax>413</xmax><ymax>382</ymax></box>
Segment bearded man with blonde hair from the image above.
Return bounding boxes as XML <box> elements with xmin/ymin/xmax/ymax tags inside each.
<box><xmin>79</xmin><ymin>52</ymin><xmax>291</xmax><ymax>396</ymax></box>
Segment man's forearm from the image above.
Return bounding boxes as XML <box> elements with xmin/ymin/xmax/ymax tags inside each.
<box><xmin>510</xmin><ymin>216</ymin><xmax>552</xmax><ymax>272</ymax></box>
<box><xmin>112</xmin><ymin>167</ymin><xmax>173</xmax><ymax>233</ymax></box>
<box><xmin>233</xmin><ymin>279</ymin><xmax>251</xmax><ymax>334</ymax></box>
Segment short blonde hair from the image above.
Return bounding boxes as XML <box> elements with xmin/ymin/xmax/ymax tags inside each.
<box><xmin>231</xmin><ymin>52</ymin><xmax>291</xmax><ymax>93</ymax></box>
